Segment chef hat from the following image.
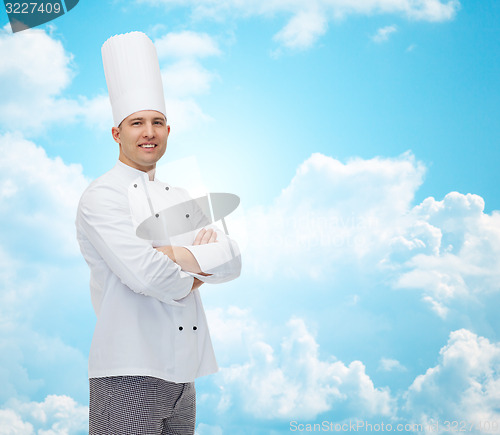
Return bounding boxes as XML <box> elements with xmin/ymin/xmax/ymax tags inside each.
<box><xmin>101</xmin><ymin>31</ymin><xmax>166</xmax><ymax>127</ymax></box>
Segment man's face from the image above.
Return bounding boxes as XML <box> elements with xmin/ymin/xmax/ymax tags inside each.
<box><xmin>112</xmin><ymin>110</ymin><xmax>170</xmax><ymax>172</ymax></box>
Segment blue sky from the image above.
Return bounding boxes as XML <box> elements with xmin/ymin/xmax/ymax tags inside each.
<box><xmin>0</xmin><ymin>0</ymin><xmax>499</xmax><ymax>434</ymax></box>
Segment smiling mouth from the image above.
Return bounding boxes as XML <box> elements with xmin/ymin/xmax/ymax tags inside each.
<box><xmin>139</xmin><ymin>143</ymin><xmax>157</xmax><ymax>148</ymax></box>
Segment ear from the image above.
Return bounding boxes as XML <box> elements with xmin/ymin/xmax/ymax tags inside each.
<box><xmin>112</xmin><ymin>126</ymin><xmax>120</xmax><ymax>144</ymax></box>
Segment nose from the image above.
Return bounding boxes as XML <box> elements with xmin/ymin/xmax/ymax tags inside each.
<box><xmin>143</xmin><ymin>121</ymin><xmax>155</xmax><ymax>138</ymax></box>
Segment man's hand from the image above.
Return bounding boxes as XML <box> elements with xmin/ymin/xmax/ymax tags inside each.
<box><xmin>155</xmin><ymin>228</ymin><xmax>218</xmax><ymax>276</ymax></box>
<box><xmin>191</xmin><ymin>277</ymin><xmax>204</xmax><ymax>291</ymax></box>
<box><xmin>193</xmin><ymin>228</ymin><xmax>217</xmax><ymax>245</ymax></box>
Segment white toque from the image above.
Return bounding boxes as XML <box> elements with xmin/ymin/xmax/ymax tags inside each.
<box><xmin>101</xmin><ymin>31</ymin><xmax>166</xmax><ymax>127</ymax></box>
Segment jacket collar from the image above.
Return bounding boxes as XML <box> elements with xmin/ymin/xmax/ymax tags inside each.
<box><xmin>114</xmin><ymin>160</ymin><xmax>156</xmax><ymax>182</ymax></box>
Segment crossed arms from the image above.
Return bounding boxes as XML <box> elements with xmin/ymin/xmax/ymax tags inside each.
<box><xmin>77</xmin><ymin>185</ymin><xmax>241</xmax><ymax>304</ymax></box>
<box><xmin>155</xmin><ymin>227</ymin><xmax>217</xmax><ymax>292</ymax></box>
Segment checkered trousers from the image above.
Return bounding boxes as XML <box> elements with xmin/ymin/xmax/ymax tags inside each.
<box><xmin>89</xmin><ymin>376</ymin><xmax>196</xmax><ymax>435</ymax></box>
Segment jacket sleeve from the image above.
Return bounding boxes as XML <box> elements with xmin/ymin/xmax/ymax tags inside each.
<box><xmin>183</xmin><ymin>224</ymin><xmax>242</xmax><ymax>284</ymax></box>
<box><xmin>76</xmin><ymin>186</ymin><xmax>194</xmax><ymax>304</ymax></box>
<box><xmin>178</xmin><ymin>191</ymin><xmax>242</xmax><ymax>284</ymax></box>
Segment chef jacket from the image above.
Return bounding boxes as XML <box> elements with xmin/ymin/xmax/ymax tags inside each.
<box><xmin>76</xmin><ymin>160</ymin><xmax>241</xmax><ymax>383</ymax></box>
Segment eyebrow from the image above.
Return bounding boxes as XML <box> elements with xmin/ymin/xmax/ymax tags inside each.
<box><xmin>127</xmin><ymin>117</ymin><xmax>165</xmax><ymax>122</ymax></box>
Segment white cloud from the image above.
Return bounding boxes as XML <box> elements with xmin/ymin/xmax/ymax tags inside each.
<box><xmin>0</xmin><ymin>133</ymin><xmax>90</xmax><ymax>404</ymax></box>
<box><xmin>156</xmin><ymin>31</ymin><xmax>221</xmax><ymax>59</ymax></box>
<box><xmin>78</xmin><ymin>94</ymin><xmax>113</xmax><ymax>131</ymax></box>
<box><xmin>162</xmin><ymin>60</ymin><xmax>218</xmax><ymax>99</ymax></box>
<box><xmin>137</xmin><ymin>0</ymin><xmax>461</xmax><ymax>49</ymax></box>
<box><xmin>405</xmin><ymin>329</ymin><xmax>500</xmax><ymax>429</ymax></box>
<box><xmin>212</xmin><ymin>313</ymin><xmax>394</xmax><ymax>420</ymax></box>
<box><xmin>203</xmin><ymin>309</ymin><xmax>499</xmax><ymax>431</ymax></box>
<box><xmin>0</xmin><ymin>321</ymin><xmax>88</xmax><ymax>404</ymax></box>
<box><xmin>237</xmin><ymin>152</ymin><xmax>500</xmax><ymax>316</ymax></box>
<box><xmin>195</xmin><ymin>423</ymin><xmax>223</xmax><ymax>435</ymax></box>
<box><xmin>378</xmin><ymin>358</ymin><xmax>407</xmax><ymax>372</ymax></box>
<box><xmin>0</xmin><ymin>26</ymin><xmax>75</xmax><ymax>132</ymax></box>
<box><xmin>406</xmin><ymin>0</ymin><xmax>460</xmax><ymax>21</ymax></box>
<box><xmin>331</xmin><ymin>0</ymin><xmax>460</xmax><ymax>22</ymax></box>
<box><xmin>1</xmin><ymin>395</ymin><xmax>87</xmax><ymax>435</ymax></box>
<box><xmin>164</xmin><ymin>98</ymin><xmax>214</xmax><ymax>133</ymax></box>
<box><xmin>0</xmin><ymin>409</ymin><xmax>34</xmax><ymax>435</ymax></box>
<box><xmin>372</xmin><ymin>25</ymin><xmax>398</xmax><ymax>43</ymax></box>
<box><xmin>0</xmin><ymin>26</ymin><xmax>111</xmax><ymax>134</ymax></box>
<box><xmin>153</xmin><ymin>31</ymin><xmax>221</xmax><ymax>131</ymax></box>
<box><xmin>394</xmin><ymin>192</ymin><xmax>500</xmax><ymax>317</ymax></box>
<box><xmin>206</xmin><ymin>306</ymin><xmax>262</xmax><ymax>365</ymax></box>
<box><xmin>0</xmin><ymin>26</ymin><xmax>72</xmax><ymax>96</ymax></box>
<box><xmin>201</xmin><ymin>306</ymin><xmax>500</xmax><ymax>430</ymax></box>
<box><xmin>0</xmin><ymin>132</ymin><xmax>89</xmax><ymax>258</ymax></box>
<box><xmin>241</xmin><ymin>152</ymin><xmax>426</xmax><ymax>280</ymax></box>
<box><xmin>273</xmin><ymin>9</ymin><xmax>328</xmax><ymax>50</ymax></box>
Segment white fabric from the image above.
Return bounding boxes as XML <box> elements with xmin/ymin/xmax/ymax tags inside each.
<box><xmin>101</xmin><ymin>32</ymin><xmax>166</xmax><ymax>127</ymax></box>
<box><xmin>76</xmin><ymin>161</ymin><xmax>241</xmax><ymax>383</ymax></box>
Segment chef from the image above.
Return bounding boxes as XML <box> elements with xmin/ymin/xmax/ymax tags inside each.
<box><xmin>75</xmin><ymin>31</ymin><xmax>241</xmax><ymax>435</ymax></box>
